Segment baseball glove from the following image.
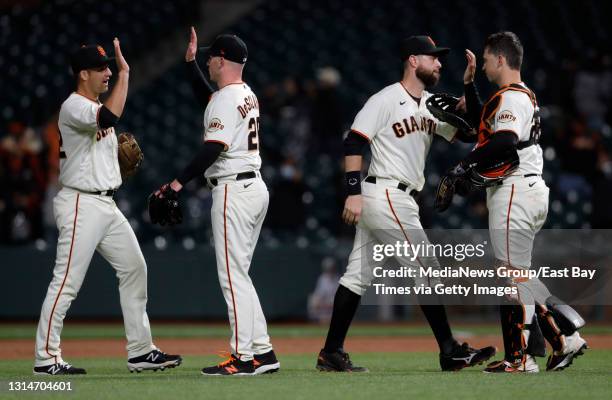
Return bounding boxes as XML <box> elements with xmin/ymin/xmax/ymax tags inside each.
<box><xmin>434</xmin><ymin>175</ymin><xmax>456</xmax><ymax>212</ymax></box>
<box><xmin>148</xmin><ymin>184</ymin><xmax>183</xmax><ymax>226</ymax></box>
<box><xmin>426</xmin><ymin>93</ymin><xmax>473</xmax><ymax>132</ymax></box>
<box><xmin>468</xmin><ymin>149</ymin><xmax>520</xmax><ymax>188</ymax></box>
<box><xmin>117</xmin><ymin>132</ymin><xmax>144</xmax><ymax>179</ymax></box>
<box><xmin>434</xmin><ymin>164</ymin><xmax>474</xmax><ymax>212</ymax></box>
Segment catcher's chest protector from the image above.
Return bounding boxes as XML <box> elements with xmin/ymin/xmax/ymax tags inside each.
<box><xmin>477</xmin><ymin>84</ymin><xmax>537</xmax><ymax>148</ymax></box>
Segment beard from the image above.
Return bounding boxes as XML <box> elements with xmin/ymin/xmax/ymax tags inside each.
<box><xmin>416</xmin><ymin>66</ymin><xmax>440</xmax><ymax>87</ymax></box>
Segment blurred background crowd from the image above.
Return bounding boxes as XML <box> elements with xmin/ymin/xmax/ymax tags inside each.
<box><xmin>2</xmin><ymin>0</ymin><xmax>611</xmax><ymax>321</ymax></box>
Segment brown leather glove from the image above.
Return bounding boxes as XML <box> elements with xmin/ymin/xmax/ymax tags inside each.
<box><xmin>117</xmin><ymin>132</ymin><xmax>144</xmax><ymax>179</ymax></box>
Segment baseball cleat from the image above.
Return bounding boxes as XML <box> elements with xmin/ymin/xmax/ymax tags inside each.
<box><xmin>33</xmin><ymin>363</ymin><xmax>86</xmax><ymax>375</ymax></box>
<box><xmin>483</xmin><ymin>355</ymin><xmax>539</xmax><ymax>373</ymax></box>
<box><xmin>546</xmin><ymin>332</ymin><xmax>588</xmax><ymax>371</ymax></box>
<box><xmin>316</xmin><ymin>349</ymin><xmax>369</xmax><ymax>372</ymax></box>
<box><xmin>127</xmin><ymin>349</ymin><xmax>182</xmax><ymax>373</ymax></box>
<box><xmin>253</xmin><ymin>349</ymin><xmax>280</xmax><ymax>374</ymax></box>
<box><xmin>201</xmin><ymin>354</ymin><xmax>255</xmax><ymax>376</ymax></box>
<box><xmin>440</xmin><ymin>342</ymin><xmax>497</xmax><ymax>371</ymax></box>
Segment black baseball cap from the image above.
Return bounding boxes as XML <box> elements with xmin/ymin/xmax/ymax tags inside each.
<box><xmin>70</xmin><ymin>44</ymin><xmax>114</xmax><ymax>74</ymax></box>
<box><xmin>400</xmin><ymin>36</ymin><xmax>450</xmax><ymax>60</ymax></box>
<box><xmin>199</xmin><ymin>34</ymin><xmax>248</xmax><ymax>64</ymax></box>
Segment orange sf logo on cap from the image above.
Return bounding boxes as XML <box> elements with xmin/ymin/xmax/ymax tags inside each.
<box><xmin>97</xmin><ymin>46</ymin><xmax>106</xmax><ymax>57</ymax></box>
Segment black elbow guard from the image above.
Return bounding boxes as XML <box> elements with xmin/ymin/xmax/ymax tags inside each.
<box><xmin>98</xmin><ymin>105</ymin><xmax>119</xmax><ymax>129</ymax></box>
<box><xmin>344</xmin><ymin>131</ymin><xmax>369</xmax><ymax>156</ymax></box>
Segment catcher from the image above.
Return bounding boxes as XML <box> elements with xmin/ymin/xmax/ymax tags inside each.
<box><xmin>428</xmin><ymin>32</ymin><xmax>588</xmax><ymax>373</ymax></box>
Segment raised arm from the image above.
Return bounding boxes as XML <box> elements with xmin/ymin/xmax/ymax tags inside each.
<box><xmin>462</xmin><ymin>49</ymin><xmax>483</xmax><ymax>128</ymax></box>
<box><xmin>100</xmin><ymin>38</ymin><xmax>130</xmax><ymax>128</ymax></box>
<box><xmin>185</xmin><ymin>26</ymin><xmax>215</xmax><ymax>108</ymax></box>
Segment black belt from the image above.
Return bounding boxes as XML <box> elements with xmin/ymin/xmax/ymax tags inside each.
<box><xmin>364</xmin><ymin>176</ymin><xmax>419</xmax><ymax>198</ymax></box>
<box><xmin>208</xmin><ymin>171</ymin><xmax>256</xmax><ymax>187</ymax></box>
<box><xmin>490</xmin><ymin>173</ymin><xmax>541</xmax><ymax>187</ymax></box>
<box><xmin>84</xmin><ymin>189</ymin><xmax>117</xmax><ymax>197</ymax></box>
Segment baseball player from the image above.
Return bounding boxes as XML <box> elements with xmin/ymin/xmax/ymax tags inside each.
<box><xmin>33</xmin><ymin>39</ymin><xmax>181</xmax><ymax>375</ymax></box>
<box><xmin>151</xmin><ymin>28</ymin><xmax>279</xmax><ymax>376</ymax></box>
<box><xmin>449</xmin><ymin>31</ymin><xmax>588</xmax><ymax>373</ymax></box>
<box><xmin>316</xmin><ymin>36</ymin><xmax>496</xmax><ymax>373</ymax></box>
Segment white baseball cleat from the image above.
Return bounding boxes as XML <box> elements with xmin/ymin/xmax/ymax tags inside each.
<box><xmin>546</xmin><ymin>332</ymin><xmax>588</xmax><ymax>371</ymax></box>
<box><xmin>484</xmin><ymin>354</ymin><xmax>539</xmax><ymax>373</ymax></box>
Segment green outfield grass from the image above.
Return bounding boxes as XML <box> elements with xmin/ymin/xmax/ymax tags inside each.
<box><xmin>1</xmin><ymin>323</ymin><xmax>610</xmax><ymax>399</ymax></box>
<box><xmin>0</xmin><ymin>352</ymin><xmax>610</xmax><ymax>400</ymax></box>
<box><xmin>1</xmin><ymin>323</ymin><xmax>611</xmax><ymax>340</ymax></box>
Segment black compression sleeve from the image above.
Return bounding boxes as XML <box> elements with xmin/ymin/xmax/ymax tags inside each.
<box><xmin>98</xmin><ymin>105</ymin><xmax>119</xmax><ymax>129</ymax></box>
<box><xmin>464</xmin><ymin>82</ymin><xmax>483</xmax><ymax>128</ymax></box>
<box><xmin>177</xmin><ymin>141</ymin><xmax>224</xmax><ymax>185</ymax></box>
<box><xmin>464</xmin><ymin>131</ymin><xmax>518</xmax><ymax>166</ymax></box>
<box><xmin>454</xmin><ymin>129</ymin><xmax>478</xmax><ymax>143</ymax></box>
<box><xmin>187</xmin><ymin>60</ymin><xmax>215</xmax><ymax>108</ymax></box>
<box><xmin>343</xmin><ymin>130</ymin><xmax>369</xmax><ymax>156</ymax></box>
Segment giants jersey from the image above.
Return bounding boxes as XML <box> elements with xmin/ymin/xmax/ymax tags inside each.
<box><xmin>351</xmin><ymin>83</ymin><xmax>457</xmax><ymax>190</ymax></box>
<box><xmin>476</xmin><ymin>82</ymin><xmax>543</xmax><ymax>176</ymax></box>
<box><xmin>203</xmin><ymin>82</ymin><xmax>262</xmax><ymax>178</ymax></box>
<box><xmin>58</xmin><ymin>93</ymin><xmax>121</xmax><ymax>192</ymax></box>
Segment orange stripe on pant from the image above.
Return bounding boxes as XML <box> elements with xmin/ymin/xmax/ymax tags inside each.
<box><xmin>385</xmin><ymin>189</ymin><xmax>426</xmax><ymax>272</ymax></box>
<box><xmin>504</xmin><ymin>184</ymin><xmax>526</xmax><ymax>364</ymax></box>
<box><xmin>223</xmin><ymin>185</ymin><xmax>239</xmax><ymax>355</ymax></box>
<box><xmin>45</xmin><ymin>193</ymin><xmax>80</xmax><ymax>362</ymax></box>
<box><xmin>506</xmin><ymin>184</ymin><xmax>515</xmax><ymax>267</ymax></box>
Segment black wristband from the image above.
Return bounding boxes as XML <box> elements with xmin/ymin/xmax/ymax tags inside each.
<box><xmin>345</xmin><ymin>171</ymin><xmax>361</xmax><ymax>195</ymax></box>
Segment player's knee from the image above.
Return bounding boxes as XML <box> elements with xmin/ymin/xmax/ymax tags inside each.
<box><xmin>119</xmin><ymin>255</ymin><xmax>148</xmax><ymax>281</ymax></box>
<box><xmin>495</xmin><ymin>258</ymin><xmax>527</xmax><ymax>271</ymax></box>
<box><xmin>338</xmin><ymin>277</ymin><xmax>367</xmax><ymax>297</ymax></box>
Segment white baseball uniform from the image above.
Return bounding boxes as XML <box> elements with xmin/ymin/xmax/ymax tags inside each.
<box><xmin>339</xmin><ymin>82</ymin><xmax>457</xmax><ymax>295</ymax></box>
<box><xmin>35</xmin><ymin>92</ymin><xmax>156</xmax><ymax>367</ymax></box>
<box><xmin>482</xmin><ymin>83</ymin><xmax>548</xmax><ymax>270</ymax></box>
<box><xmin>479</xmin><ymin>82</ymin><xmax>549</xmax><ymax>348</ymax></box>
<box><xmin>202</xmin><ymin>82</ymin><xmax>273</xmax><ymax>361</ymax></box>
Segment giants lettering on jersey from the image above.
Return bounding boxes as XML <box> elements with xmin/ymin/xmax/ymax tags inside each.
<box><xmin>496</xmin><ymin>110</ymin><xmax>516</xmax><ymax>124</ymax></box>
<box><xmin>237</xmin><ymin>95</ymin><xmax>259</xmax><ymax>119</ymax></box>
<box><xmin>392</xmin><ymin>116</ymin><xmax>437</xmax><ymax>137</ymax></box>
<box><xmin>96</xmin><ymin>126</ymin><xmax>114</xmax><ymax>141</ymax></box>
<box><xmin>207</xmin><ymin>118</ymin><xmax>225</xmax><ymax>132</ymax></box>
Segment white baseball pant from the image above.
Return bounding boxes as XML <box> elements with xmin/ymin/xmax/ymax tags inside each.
<box><xmin>210</xmin><ymin>175</ymin><xmax>273</xmax><ymax>361</ymax></box>
<box><xmin>34</xmin><ymin>187</ymin><xmax>156</xmax><ymax>367</ymax></box>
<box><xmin>339</xmin><ymin>178</ymin><xmax>441</xmax><ymax>296</ymax></box>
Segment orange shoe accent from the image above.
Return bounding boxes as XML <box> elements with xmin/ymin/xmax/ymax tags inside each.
<box><xmin>216</xmin><ymin>351</ymin><xmax>236</xmax><ymax>367</ymax></box>
<box><xmin>225</xmin><ymin>365</ymin><xmax>239</xmax><ymax>374</ymax></box>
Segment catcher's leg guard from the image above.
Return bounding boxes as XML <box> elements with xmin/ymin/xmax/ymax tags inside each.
<box><xmin>545</xmin><ymin>296</ymin><xmax>585</xmax><ymax>335</ymax></box>
<box><xmin>526</xmin><ymin>312</ymin><xmax>547</xmax><ymax>357</ymax></box>
<box><xmin>500</xmin><ymin>302</ymin><xmax>534</xmax><ymax>363</ymax></box>
<box><xmin>536</xmin><ymin>303</ymin><xmax>565</xmax><ymax>351</ymax></box>
<box><xmin>536</xmin><ymin>297</ymin><xmax>585</xmax><ymax>352</ymax></box>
